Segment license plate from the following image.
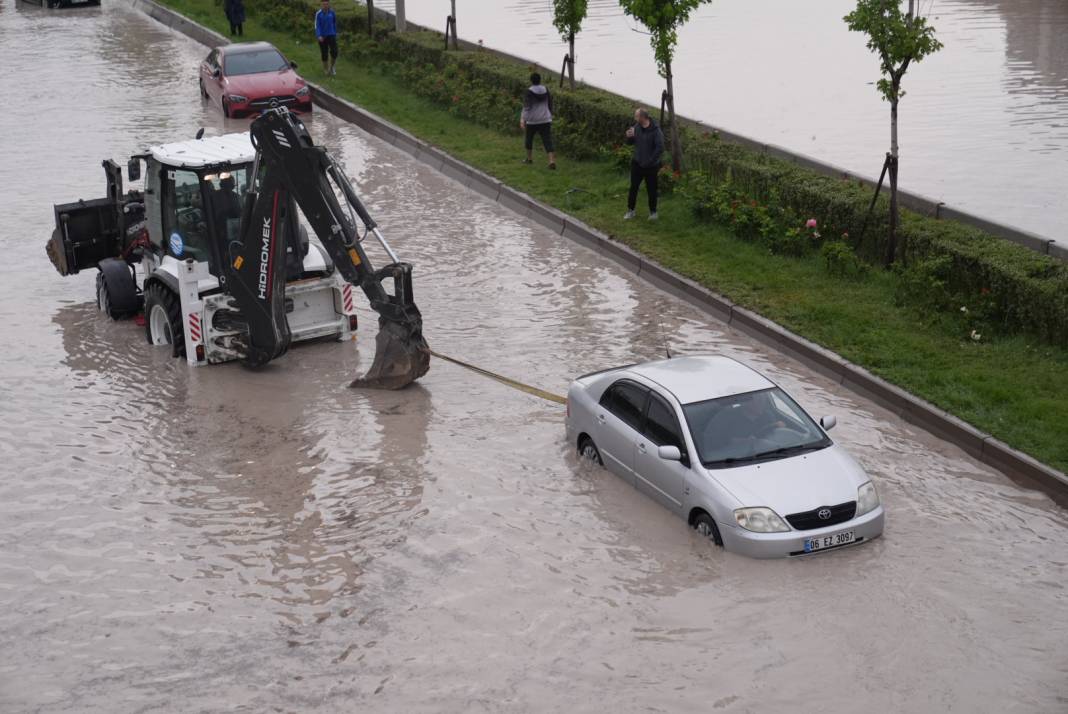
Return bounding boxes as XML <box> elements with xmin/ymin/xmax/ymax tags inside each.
<box><xmin>804</xmin><ymin>530</ymin><xmax>855</xmax><ymax>553</ymax></box>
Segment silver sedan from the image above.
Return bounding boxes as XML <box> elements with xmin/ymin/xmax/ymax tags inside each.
<box><xmin>565</xmin><ymin>356</ymin><xmax>884</xmax><ymax>558</ymax></box>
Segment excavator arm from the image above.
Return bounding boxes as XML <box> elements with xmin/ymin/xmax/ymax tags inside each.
<box><xmin>225</xmin><ymin>107</ymin><xmax>430</xmax><ymax>388</ymax></box>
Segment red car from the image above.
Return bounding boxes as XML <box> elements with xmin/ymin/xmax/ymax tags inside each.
<box><xmin>199</xmin><ymin>42</ymin><xmax>312</xmax><ymax>118</ymax></box>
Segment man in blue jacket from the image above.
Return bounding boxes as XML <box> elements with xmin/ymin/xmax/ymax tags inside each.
<box><xmin>624</xmin><ymin>108</ymin><xmax>665</xmax><ymax>221</ymax></box>
<box><xmin>315</xmin><ymin>0</ymin><xmax>338</xmax><ymax>76</ymax></box>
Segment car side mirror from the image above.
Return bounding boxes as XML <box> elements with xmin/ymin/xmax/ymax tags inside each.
<box><xmin>127</xmin><ymin>158</ymin><xmax>141</xmax><ymax>182</ymax></box>
<box><xmin>820</xmin><ymin>415</ymin><xmax>837</xmax><ymax>431</ymax></box>
<box><xmin>290</xmin><ymin>61</ymin><xmax>298</xmax><ymax>69</ymax></box>
<box><xmin>658</xmin><ymin>445</ymin><xmax>682</xmax><ymax>461</ymax></box>
<box><xmin>212</xmin><ymin>68</ymin><xmax>221</xmax><ymax>79</ymax></box>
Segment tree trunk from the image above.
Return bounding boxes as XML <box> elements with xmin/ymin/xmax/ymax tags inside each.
<box><xmin>568</xmin><ymin>33</ymin><xmax>576</xmax><ymax>90</ymax></box>
<box><xmin>666</xmin><ymin>65</ymin><xmax>682</xmax><ymax>173</ymax></box>
<box><xmin>367</xmin><ymin>0</ymin><xmax>374</xmax><ymax>38</ymax></box>
<box><xmin>395</xmin><ymin>0</ymin><xmax>406</xmax><ymax>32</ymax></box>
<box><xmin>450</xmin><ymin>0</ymin><xmax>458</xmax><ymax>50</ymax></box>
<box><xmin>886</xmin><ymin>96</ymin><xmax>899</xmax><ymax>265</ymax></box>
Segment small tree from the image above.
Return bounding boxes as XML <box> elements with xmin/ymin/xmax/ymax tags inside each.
<box><xmin>845</xmin><ymin>0</ymin><xmax>942</xmax><ymax>265</ymax></box>
<box><xmin>552</xmin><ymin>0</ymin><xmax>588</xmax><ymax>90</ymax></box>
<box><xmin>618</xmin><ymin>0</ymin><xmax>711</xmax><ymax>173</ymax></box>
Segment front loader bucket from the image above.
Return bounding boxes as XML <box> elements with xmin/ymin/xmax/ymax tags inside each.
<box><xmin>350</xmin><ymin>317</ymin><xmax>431</xmax><ymax>390</ymax></box>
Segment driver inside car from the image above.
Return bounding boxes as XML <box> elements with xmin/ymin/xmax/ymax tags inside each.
<box><xmin>710</xmin><ymin>391</ymin><xmax>786</xmax><ymax>451</ymax></box>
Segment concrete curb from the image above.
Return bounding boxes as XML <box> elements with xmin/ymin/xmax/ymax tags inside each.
<box><xmin>124</xmin><ymin>0</ymin><xmax>1068</xmax><ymax>501</ymax></box>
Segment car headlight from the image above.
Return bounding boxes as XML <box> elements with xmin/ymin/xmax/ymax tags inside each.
<box><xmin>856</xmin><ymin>481</ymin><xmax>880</xmax><ymax>516</ymax></box>
<box><xmin>734</xmin><ymin>507</ymin><xmax>791</xmax><ymax>533</ymax></box>
<box><xmin>228</xmin><ymin>94</ymin><xmax>248</xmax><ymax>103</ymax></box>
<box><xmin>295</xmin><ymin>85</ymin><xmax>310</xmax><ymax>97</ymax></box>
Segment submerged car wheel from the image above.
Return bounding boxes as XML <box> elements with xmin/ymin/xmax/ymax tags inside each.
<box><xmin>144</xmin><ymin>283</ymin><xmax>185</xmax><ymax>359</ymax></box>
<box><xmin>578</xmin><ymin>437</ymin><xmax>603</xmax><ymax>466</ymax></box>
<box><xmin>692</xmin><ymin>512</ymin><xmax>724</xmax><ymax>547</ymax></box>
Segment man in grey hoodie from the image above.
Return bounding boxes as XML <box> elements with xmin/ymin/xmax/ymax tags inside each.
<box><xmin>624</xmin><ymin>108</ymin><xmax>665</xmax><ymax>221</ymax></box>
<box><xmin>520</xmin><ymin>73</ymin><xmax>557</xmax><ymax>169</ymax></box>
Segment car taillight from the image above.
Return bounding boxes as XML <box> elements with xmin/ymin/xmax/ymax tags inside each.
<box><xmin>348</xmin><ymin>314</ymin><xmax>358</xmax><ymax>331</ymax></box>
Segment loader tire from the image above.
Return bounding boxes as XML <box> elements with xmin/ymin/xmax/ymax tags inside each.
<box><xmin>144</xmin><ymin>283</ymin><xmax>185</xmax><ymax>359</ymax></box>
<box><xmin>96</xmin><ymin>258</ymin><xmax>141</xmax><ymax>320</ymax></box>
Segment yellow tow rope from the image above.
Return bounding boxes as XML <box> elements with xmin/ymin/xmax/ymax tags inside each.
<box><xmin>430</xmin><ymin>350</ymin><xmax>567</xmax><ymax>405</ymax></box>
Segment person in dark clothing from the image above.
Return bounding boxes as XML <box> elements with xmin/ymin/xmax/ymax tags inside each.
<box><xmin>224</xmin><ymin>0</ymin><xmax>245</xmax><ymax>36</ymax></box>
<box><xmin>315</xmin><ymin>0</ymin><xmax>339</xmax><ymax>76</ymax></box>
<box><xmin>212</xmin><ymin>176</ymin><xmax>242</xmax><ymax>242</ymax></box>
<box><xmin>520</xmin><ymin>73</ymin><xmax>557</xmax><ymax>169</ymax></box>
<box><xmin>624</xmin><ymin>108</ymin><xmax>665</xmax><ymax>221</ymax></box>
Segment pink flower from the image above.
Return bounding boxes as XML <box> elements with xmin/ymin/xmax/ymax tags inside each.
<box><xmin>805</xmin><ymin>218</ymin><xmax>818</xmax><ymax>229</ymax></box>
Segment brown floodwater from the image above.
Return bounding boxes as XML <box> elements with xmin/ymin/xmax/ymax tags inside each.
<box><xmin>0</xmin><ymin>4</ymin><xmax>1066</xmax><ymax>712</ymax></box>
<box><xmin>396</xmin><ymin>0</ymin><xmax>1068</xmax><ymax>245</ymax></box>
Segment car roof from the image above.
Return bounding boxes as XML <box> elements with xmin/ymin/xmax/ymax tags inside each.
<box><xmin>220</xmin><ymin>41</ymin><xmax>279</xmax><ymax>55</ymax></box>
<box><xmin>622</xmin><ymin>355</ymin><xmax>774</xmax><ymax>404</ymax></box>
<box><xmin>148</xmin><ymin>133</ymin><xmax>255</xmax><ymax>169</ymax></box>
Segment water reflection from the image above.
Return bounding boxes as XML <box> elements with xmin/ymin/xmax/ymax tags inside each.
<box><xmin>989</xmin><ymin>0</ymin><xmax>1068</xmax><ymax>97</ymax></box>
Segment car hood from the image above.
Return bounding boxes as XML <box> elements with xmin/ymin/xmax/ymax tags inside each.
<box><xmin>226</xmin><ymin>70</ymin><xmax>304</xmax><ymax>96</ymax></box>
<box><xmin>706</xmin><ymin>444</ymin><xmax>869</xmax><ymax>516</ymax></box>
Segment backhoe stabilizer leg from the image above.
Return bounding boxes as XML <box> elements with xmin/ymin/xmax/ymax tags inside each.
<box><xmin>350</xmin><ymin>315</ymin><xmax>430</xmax><ymax>390</ymax></box>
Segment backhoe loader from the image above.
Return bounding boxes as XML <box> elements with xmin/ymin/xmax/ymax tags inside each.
<box><xmin>46</xmin><ymin>108</ymin><xmax>429</xmax><ymax>388</ymax></box>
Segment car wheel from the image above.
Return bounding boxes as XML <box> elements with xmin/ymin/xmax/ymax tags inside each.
<box><xmin>578</xmin><ymin>437</ymin><xmax>603</xmax><ymax>466</ymax></box>
<box><xmin>692</xmin><ymin>512</ymin><xmax>723</xmax><ymax>547</ymax></box>
<box><xmin>144</xmin><ymin>283</ymin><xmax>186</xmax><ymax>359</ymax></box>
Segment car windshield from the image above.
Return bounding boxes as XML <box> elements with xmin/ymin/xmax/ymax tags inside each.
<box><xmin>224</xmin><ymin>49</ymin><xmax>289</xmax><ymax>76</ymax></box>
<box><xmin>683</xmin><ymin>387</ymin><xmax>830</xmax><ymax>468</ymax></box>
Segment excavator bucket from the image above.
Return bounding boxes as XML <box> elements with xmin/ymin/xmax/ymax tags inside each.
<box><xmin>351</xmin><ymin>316</ymin><xmax>431</xmax><ymax>390</ymax></box>
<box><xmin>349</xmin><ymin>262</ymin><xmax>430</xmax><ymax>390</ymax></box>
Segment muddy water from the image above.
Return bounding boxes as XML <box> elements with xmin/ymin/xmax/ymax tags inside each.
<box><xmin>1</xmin><ymin>4</ymin><xmax>1067</xmax><ymax>712</ymax></box>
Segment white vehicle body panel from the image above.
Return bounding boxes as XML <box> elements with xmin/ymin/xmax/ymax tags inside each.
<box><xmin>148</xmin><ymin>133</ymin><xmax>255</xmax><ymax>169</ymax></box>
<box><xmin>145</xmin><ymin>248</ymin><xmax>353</xmax><ymax>367</ymax></box>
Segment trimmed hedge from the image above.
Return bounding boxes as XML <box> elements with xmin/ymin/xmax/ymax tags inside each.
<box><xmin>251</xmin><ymin>0</ymin><xmax>1068</xmax><ymax>345</ymax></box>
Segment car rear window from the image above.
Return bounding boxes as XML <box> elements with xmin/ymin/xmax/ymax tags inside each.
<box><xmin>601</xmin><ymin>381</ymin><xmax>647</xmax><ymax>431</ymax></box>
<box><xmin>225</xmin><ymin>49</ymin><xmax>289</xmax><ymax>76</ymax></box>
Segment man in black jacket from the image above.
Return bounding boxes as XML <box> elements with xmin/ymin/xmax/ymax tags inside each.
<box><xmin>624</xmin><ymin>108</ymin><xmax>665</xmax><ymax>221</ymax></box>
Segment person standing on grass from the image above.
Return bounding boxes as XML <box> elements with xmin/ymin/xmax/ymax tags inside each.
<box><xmin>315</xmin><ymin>0</ymin><xmax>339</xmax><ymax>76</ymax></box>
<box><xmin>224</xmin><ymin>0</ymin><xmax>245</xmax><ymax>36</ymax></box>
<box><xmin>624</xmin><ymin>108</ymin><xmax>664</xmax><ymax>221</ymax></box>
<box><xmin>520</xmin><ymin>73</ymin><xmax>557</xmax><ymax>170</ymax></box>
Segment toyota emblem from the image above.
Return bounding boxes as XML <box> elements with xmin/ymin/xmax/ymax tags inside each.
<box><xmin>270</xmin><ymin>98</ymin><xmax>279</xmax><ymax>108</ymax></box>
<box><xmin>817</xmin><ymin>508</ymin><xmax>832</xmax><ymax>520</ymax></box>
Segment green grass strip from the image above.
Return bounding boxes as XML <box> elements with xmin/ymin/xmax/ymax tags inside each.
<box><xmin>157</xmin><ymin>0</ymin><xmax>1068</xmax><ymax>475</ymax></box>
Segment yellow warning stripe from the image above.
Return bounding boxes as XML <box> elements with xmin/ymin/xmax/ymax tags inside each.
<box><xmin>430</xmin><ymin>350</ymin><xmax>566</xmax><ymax>405</ymax></box>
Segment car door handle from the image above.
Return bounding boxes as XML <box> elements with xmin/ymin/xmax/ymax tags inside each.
<box><xmin>597</xmin><ymin>414</ymin><xmax>606</xmax><ymax>424</ymax></box>
<box><xmin>637</xmin><ymin>442</ymin><xmax>647</xmax><ymax>454</ymax></box>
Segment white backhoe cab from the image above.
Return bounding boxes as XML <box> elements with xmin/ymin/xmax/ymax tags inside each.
<box><xmin>48</xmin><ymin>132</ymin><xmax>358</xmax><ymax>366</ymax></box>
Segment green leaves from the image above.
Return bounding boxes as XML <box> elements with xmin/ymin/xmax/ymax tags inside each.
<box><xmin>844</xmin><ymin>0</ymin><xmax>943</xmax><ymax>102</ymax></box>
<box><xmin>618</xmin><ymin>0</ymin><xmax>711</xmax><ymax>77</ymax></box>
<box><xmin>552</xmin><ymin>0</ymin><xmax>588</xmax><ymax>43</ymax></box>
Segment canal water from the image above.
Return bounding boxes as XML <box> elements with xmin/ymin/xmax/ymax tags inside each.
<box><xmin>1</xmin><ymin>2</ymin><xmax>1066</xmax><ymax>712</ymax></box>
<box><xmin>393</xmin><ymin>0</ymin><xmax>1068</xmax><ymax>244</ymax></box>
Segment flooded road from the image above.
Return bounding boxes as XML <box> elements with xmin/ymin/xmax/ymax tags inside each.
<box><xmin>394</xmin><ymin>0</ymin><xmax>1068</xmax><ymax>244</ymax></box>
<box><xmin>1</xmin><ymin>3</ymin><xmax>1067</xmax><ymax>712</ymax></box>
